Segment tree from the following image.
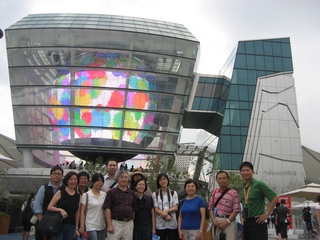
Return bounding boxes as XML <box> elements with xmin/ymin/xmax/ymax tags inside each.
<box><xmin>228</xmin><ymin>172</ymin><xmax>243</xmax><ymax>193</ymax></box>
<box><xmin>145</xmin><ymin>155</ymin><xmax>188</xmax><ymax>192</ymax></box>
<box><xmin>77</xmin><ymin>156</ymin><xmax>107</xmax><ymax>177</ymax></box>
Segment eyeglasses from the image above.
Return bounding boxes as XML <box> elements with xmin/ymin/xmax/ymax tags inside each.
<box><xmin>51</xmin><ymin>172</ymin><xmax>62</xmax><ymax>176</ymax></box>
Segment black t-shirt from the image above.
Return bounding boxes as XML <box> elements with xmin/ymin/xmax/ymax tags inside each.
<box><xmin>134</xmin><ymin>195</ymin><xmax>153</xmax><ymax>225</ymax></box>
<box><xmin>59</xmin><ymin>188</ymin><xmax>80</xmax><ymax>225</ymax></box>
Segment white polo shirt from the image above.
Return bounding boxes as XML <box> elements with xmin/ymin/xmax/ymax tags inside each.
<box><xmin>81</xmin><ymin>190</ymin><xmax>106</xmax><ymax>231</ymax></box>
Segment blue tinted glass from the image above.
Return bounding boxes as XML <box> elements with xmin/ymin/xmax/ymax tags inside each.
<box><xmin>220</xmin><ymin>136</ymin><xmax>231</xmax><ymax>152</ymax></box>
<box><xmin>231</xmin><ymin>70</ymin><xmax>238</xmax><ymax>84</ymax></box>
<box><xmin>281</xmin><ymin>43</ymin><xmax>291</xmax><ymax>57</ymax></box>
<box><xmin>230</xmin><ymin>109</ymin><xmax>240</xmax><ymax>126</ymax></box>
<box><xmin>239</xmin><ymin>85</ymin><xmax>248</xmax><ymax>101</ymax></box>
<box><xmin>246</xmin><ymin>55</ymin><xmax>255</xmax><ymax>69</ymax></box>
<box><xmin>283</xmin><ymin>57</ymin><xmax>293</xmax><ymax>71</ymax></box>
<box><xmin>255</xmin><ymin>55</ymin><xmax>265</xmax><ymax>70</ymax></box>
<box><xmin>223</xmin><ymin>110</ymin><xmax>231</xmax><ymax>125</ymax></box>
<box><xmin>199</xmin><ymin>77</ymin><xmax>206</xmax><ymax>83</ymax></box>
<box><xmin>230</xmin><ymin>126</ymin><xmax>240</xmax><ymax>134</ymax></box>
<box><xmin>256</xmin><ymin>71</ymin><xmax>266</xmax><ymax>78</ymax></box>
<box><xmin>231</xmin><ymin>136</ymin><xmax>242</xmax><ymax>152</ymax></box>
<box><xmin>274</xmin><ymin>57</ymin><xmax>283</xmax><ymax>71</ymax></box>
<box><xmin>254</xmin><ymin>41</ymin><xmax>264</xmax><ymax>54</ymax></box>
<box><xmin>228</xmin><ymin>85</ymin><xmax>239</xmax><ymax>101</ymax></box>
<box><xmin>237</xmin><ymin>42</ymin><xmax>246</xmax><ymax>53</ymax></box>
<box><xmin>210</xmin><ymin>98</ymin><xmax>219</xmax><ymax>110</ymax></box>
<box><xmin>240</xmin><ymin>110</ymin><xmax>250</xmax><ymax>125</ymax></box>
<box><xmin>237</xmin><ymin>70</ymin><xmax>247</xmax><ymax>85</ymax></box>
<box><xmin>245</xmin><ymin>41</ymin><xmax>255</xmax><ymax>54</ymax></box>
<box><xmin>220</xmin><ymin>126</ymin><xmax>231</xmax><ymax>134</ymax></box>
<box><xmin>221</xmin><ymin>154</ymin><xmax>231</xmax><ymax>169</ymax></box>
<box><xmin>199</xmin><ymin>98</ymin><xmax>210</xmax><ymax>110</ymax></box>
<box><xmin>247</xmin><ymin>70</ymin><xmax>257</xmax><ymax>85</ymax></box>
<box><xmin>265</xmin><ymin>56</ymin><xmax>274</xmax><ymax>71</ymax></box>
<box><xmin>230</xmin><ymin>154</ymin><xmax>243</xmax><ymax>169</ymax></box>
<box><xmin>240</xmin><ymin>136</ymin><xmax>247</xmax><ymax>152</ymax></box>
<box><xmin>272</xmin><ymin>42</ymin><xmax>282</xmax><ymax>57</ymax></box>
<box><xmin>239</xmin><ymin>101</ymin><xmax>249</xmax><ymax>109</ymax></box>
<box><xmin>192</xmin><ymin>97</ymin><xmax>201</xmax><ymax>110</ymax></box>
<box><xmin>235</xmin><ymin>54</ymin><xmax>246</xmax><ymax>68</ymax></box>
<box><xmin>240</xmin><ymin>127</ymin><xmax>248</xmax><ymax>135</ymax></box>
<box><xmin>248</xmin><ymin>86</ymin><xmax>256</xmax><ymax>100</ymax></box>
<box><xmin>263</xmin><ymin>41</ymin><xmax>273</xmax><ymax>56</ymax></box>
<box><xmin>218</xmin><ymin>100</ymin><xmax>227</xmax><ymax>112</ymax></box>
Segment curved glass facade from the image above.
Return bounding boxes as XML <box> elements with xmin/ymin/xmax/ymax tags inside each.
<box><xmin>6</xmin><ymin>13</ymin><xmax>199</xmax><ymax>161</ymax></box>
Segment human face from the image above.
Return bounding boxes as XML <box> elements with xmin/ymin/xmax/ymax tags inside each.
<box><xmin>92</xmin><ymin>178</ymin><xmax>104</xmax><ymax>190</ymax></box>
<box><xmin>106</xmin><ymin>160</ymin><xmax>118</xmax><ymax>175</ymax></box>
<box><xmin>216</xmin><ymin>172</ymin><xmax>229</xmax><ymax>189</ymax></box>
<box><xmin>185</xmin><ymin>182</ymin><xmax>197</xmax><ymax>196</ymax></box>
<box><xmin>117</xmin><ymin>173</ymin><xmax>129</xmax><ymax>187</ymax></box>
<box><xmin>135</xmin><ymin>180</ymin><xmax>146</xmax><ymax>194</ymax></box>
<box><xmin>240</xmin><ymin>166</ymin><xmax>254</xmax><ymax>182</ymax></box>
<box><xmin>50</xmin><ymin>170</ymin><xmax>63</xmax><ymax>183</ymax></box>
<box><xmin>133</xmin><ymin>174</ymin><xmax>143</xmax><ymax>181</ymax></box>
<box><xmin>78</xmin><ymin>176</ymin><xmax>89</xmax><ymax>188</ymax></box>
<box><xmin>67</xmin><ymin>174</ymin><xmax>78</xmax><ymax>189</ymax></box>
<box><xmin>159</xmin><ymin>176</ymin><xmax>168</xmax><ymax>188</ymax></box>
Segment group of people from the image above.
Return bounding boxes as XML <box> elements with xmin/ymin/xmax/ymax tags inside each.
<box><xmin>25</xmin><ymin>158</ymin><xmax>320</xmax><ymax>240</ymax></box>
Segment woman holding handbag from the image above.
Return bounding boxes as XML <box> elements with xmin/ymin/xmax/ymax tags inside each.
<box><xmin>47</xmin><ymin>171</ymin><xmax>81</xmax><ymax>240</ymax></box>
<box><xmin>79</xmin><ymin>173</ymin><xmax>106</xmax><ymax>240</ymax></box>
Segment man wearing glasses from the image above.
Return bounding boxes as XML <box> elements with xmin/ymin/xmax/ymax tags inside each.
<box><xmin>33</xmin><ymin>165</ymin><xmax>65</xmax><ymax>240</ymax></box>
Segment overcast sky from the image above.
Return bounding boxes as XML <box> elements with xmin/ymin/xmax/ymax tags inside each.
<box><xmin>0</xmin><ymin>0</ymin><xmax>319</xmax><ymax>152</ymax></box>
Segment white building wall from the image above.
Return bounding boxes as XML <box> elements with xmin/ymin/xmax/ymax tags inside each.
<box><xmin>244</xmin><ymin>72</ymin><xmax>305</xmax><ymax>194</ymax></box>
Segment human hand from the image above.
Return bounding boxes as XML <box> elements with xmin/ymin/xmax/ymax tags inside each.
<box><xmin>255</xmin><ymin>213</ymin><xmax>269</xmax><ymax>224</ymax></box>
<box><xmin>217</xmin><ymin>220</ymin><xmax>229</xmax><ymax>230</ymax></box>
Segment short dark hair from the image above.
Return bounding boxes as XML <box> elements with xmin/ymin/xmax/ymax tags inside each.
<box><xmin>78</xmin><ymin>171</ymin><xmax>90</xmax><ymax>181</ymax></box>
<box><xmin>184</xmin><ymin>179</ymin><xmax>198</xmax><ymax>190</ymax></box>
<box><xmin>156</xmin><ymin>173</ymin><xmax>170</xmax><ymax>189</ymax></box>
<box><xmin>50</xmin><ymin>166</ymin><xmax>64</xmax><ymax>175</ymax></box>
<box><xmin>317</xmin><ymin>194</ymin><xmax>320</xmax><ymax>203</ymax></box>
<box><xmin>216</xmin><ymin>170</ymin><xmax>229</xmax><ymax>179</ymax></box>
<box><xmin>239</xmin><ymin>161</ymin><xmax>254</xmax><ymax>171</ymax></box>
<box><xmin>134</xmin><ymin>178</ymin><xmax>148</xmax><ymax>192</ymax></box>
<box><xmin>280</xmin><ymin>199</ymin><xmax>286</xmax><ymax>204</ymax></box>
<box><xmin>62</xmin><ymin>171</ymin><xmax>78</xmax><ymax>186</ymax></box>
<box><xmin>91</xmin><ymin>173</ymin><xmax>104</xmax><ymax>188</ymax></box>
<box><xmin>276</xmin><ymin>202</ymin><xmax>280</xmax><ymax>207</ymax></box>
<box><xmin>106</xmin><ymin>158</ymin><xmax>118</xmax><ymax>166</ymax></box>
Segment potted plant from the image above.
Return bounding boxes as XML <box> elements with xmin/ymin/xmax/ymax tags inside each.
<box><xmin>0</xmin><ymin>211</ymin><xmax>11</xmax><ymax>234</ymax></box>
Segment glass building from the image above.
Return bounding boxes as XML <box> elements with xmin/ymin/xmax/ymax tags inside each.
<box><xmin>5</xmin><ymin>14</ymin><xmax>304</xmax><ymax>192</ymax></box>
<box><xmin>5</xmin><ymin>13</ymin><xmax>199</xmax><ymax>164</ymax></box>
<box><xmin>184</xmin><ymin>38</ymin><xmax>304</xmax><ymax>193</ymax></box>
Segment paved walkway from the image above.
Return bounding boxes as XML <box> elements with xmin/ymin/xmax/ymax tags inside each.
<box><xmin>0</xmin><ymin>232</ymin><xmax>316</xmax><ymax>240</ymax></box>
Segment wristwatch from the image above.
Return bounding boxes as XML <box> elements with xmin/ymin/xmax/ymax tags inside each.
<box><xmin>265</xmin><ymin>211</ymin><xmax>270</xmax><ymax>216</ymax></box>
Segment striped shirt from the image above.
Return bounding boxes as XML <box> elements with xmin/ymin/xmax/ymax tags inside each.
<box><xmin>208</xmin><ymin>188</ymin><xmax>241</xmax><ymax>215</ymax></box>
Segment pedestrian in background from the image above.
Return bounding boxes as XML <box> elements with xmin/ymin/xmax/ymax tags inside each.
<box><xmin>22</xmin><ymin>192</ymin><xmax>36</xmax><ymax>240</ymax></box>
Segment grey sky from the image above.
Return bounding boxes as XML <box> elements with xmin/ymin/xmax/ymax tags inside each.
<box><xmin>0</xmin><ymin>0</ymin><xmax>319</xmax><ymax>152</ymax></box>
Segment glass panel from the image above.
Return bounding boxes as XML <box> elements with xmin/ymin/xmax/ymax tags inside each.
<box><xmin>263</xmin><ymin>41</ymin><xmax>273</xmax><ymax>56</ymax></box>
<box><xmin>254</xmin><ymin>41</ymin><xmax>264</xmax><ymax>54</ymax></box>
<box><xmin>235</xmin><ymin>54</ymin><xmax>246</xmax><ymax>68</ymax></box>
<box><xmin>245</xmin><ymin>41</ymin><xmax>255</xmax><ymax>54</ymax></box>
<box><xmin>272</xmin><ymin>42</ymin><xmax>282</xmax><ymax>57</ymax></box>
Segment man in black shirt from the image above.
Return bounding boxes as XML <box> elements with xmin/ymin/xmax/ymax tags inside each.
<box><xmin>275</xmin><ymin>199</ymin><xmax>291</xmax><ymax>240</ymax></box>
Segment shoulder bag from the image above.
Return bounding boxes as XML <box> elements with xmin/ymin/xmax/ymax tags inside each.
<box><xmin>36</xmin><ymin>189</ymin><xmax>64</xmax><ymax>236</ymax></box>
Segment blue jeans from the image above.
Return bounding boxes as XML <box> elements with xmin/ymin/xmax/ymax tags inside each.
<box><xmin>87</xmin><ymin>229</ymin><xmax>104</xmax><ymax>240</ymax></box>
<box><xmin>56</xmin><ymin>223</ymin><xmax>76</xmax><ymax>240</ymax></box>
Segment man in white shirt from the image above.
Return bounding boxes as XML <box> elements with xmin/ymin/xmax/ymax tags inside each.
<box><xmin>101</xmin><ymin>158</ymin><xmax>118</xmax><ymax>193</ymax></box>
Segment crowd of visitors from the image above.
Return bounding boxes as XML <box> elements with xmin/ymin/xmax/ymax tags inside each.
<box><xmin>27</xmin><ymin>159</ymin><xmax>320</xmax><ymax>240</ymax></box>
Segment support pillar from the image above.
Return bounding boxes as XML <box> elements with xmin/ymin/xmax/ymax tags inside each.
<box><xmin>23</xmin><ymin>149</ymin><xmax>33</xmax><ymax>168</ymax></box>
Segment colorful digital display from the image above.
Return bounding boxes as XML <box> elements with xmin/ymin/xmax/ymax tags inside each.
<box><xmin>48</xmin><ymin>51</ymin><xmax>157</xmax><ymax>146</ymax></box>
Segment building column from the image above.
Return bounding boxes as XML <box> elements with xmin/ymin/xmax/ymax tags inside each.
<box><xmin>23</xmin><ymin>149</ymin><xmax>33</xmax><ymax>168</ymax></box>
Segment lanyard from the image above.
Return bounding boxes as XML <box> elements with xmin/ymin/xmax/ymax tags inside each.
<box><xmin>243</xmin><ymin>186</ymin><xmax>251</xmax><ymax>204</ymax></box>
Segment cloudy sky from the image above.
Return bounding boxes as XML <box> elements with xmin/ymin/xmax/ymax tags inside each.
<box><xmin>0</xmin><ymin>0</ymin><xmax>319</xmax><ymax>152</ymax></box>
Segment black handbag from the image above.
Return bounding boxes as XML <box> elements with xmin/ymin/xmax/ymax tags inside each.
<box><xmin>36</xmin><ymin>190</ymin><xmax>64</xmax><ymax>236</ymax></box>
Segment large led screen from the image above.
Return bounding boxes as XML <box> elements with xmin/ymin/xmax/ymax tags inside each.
<box><xmin>48</xmin><ymin>51</ymin><xmax>158</xmax><ymax>148</ymax></box>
